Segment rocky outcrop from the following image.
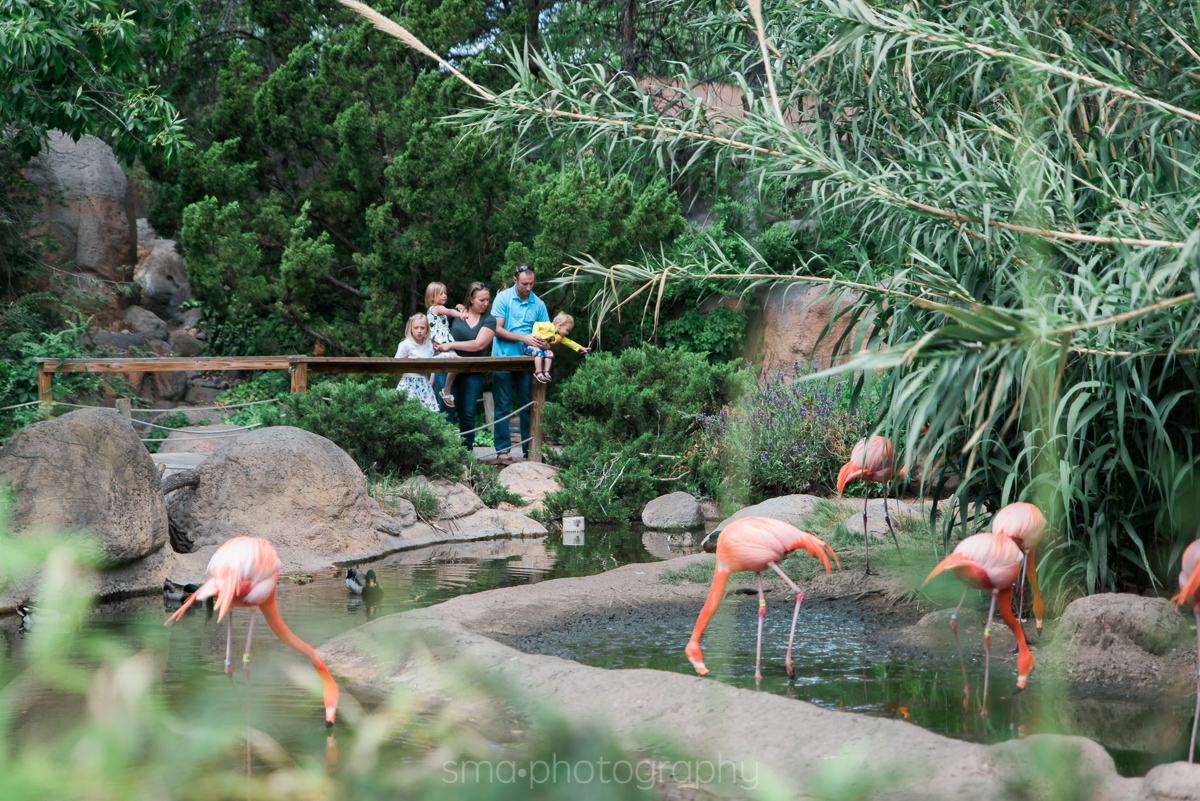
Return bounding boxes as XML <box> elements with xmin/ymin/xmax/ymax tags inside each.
<box><xmin>496</xmin><ymin>461</ymin><xmax>558</xmax><ymax>514</ymax></box>
<box><xmin>1044</xmin><ymin>593</ymin><xmax>1197</xmax><ymax>698</ymax></box>
<box><xmin>641</xmin><ymin>491</ymin><xmax>705</xmax><ymax>529</ymax></box>
<box><xmin>405</xmin><ymin>476</ymin><xmax>485</xmax><ymax>520</ymax></box>
<box><xmin>167</xmin><ymin>427</ymin><xmax>402</xmax><ymax>562</ymax></box>
<box><xmin>0</xmin><ymin>408</ymin><xmax>168</xmax><ymax>565</ymax></box>
<box><xmin>841</xmin><ymin>497</ymin><xmax>926</xmax><ymax>540</ymax></box>
<box><xmin>134</xmin><ymin>238</ymin><xmax>189</xmax><ymax>320</ymax></box>
<box><xmin>24</xmin><ymin>131</ymin><xmax>136</xmax><ymax>283</ymax></box>
<box><xmin>123</xmin><ymin>306</ymin><xmax>168</xmax><ymax>340</ymax></box>
<box><xmin>714</xmin><ymin>494</ymin><xmax>820</xmax><ymax>532</ymax></box>
<box><xmin>746</xmin><ymin>283</ymin><xmax>863</xmax><ymax>373</ymax></box>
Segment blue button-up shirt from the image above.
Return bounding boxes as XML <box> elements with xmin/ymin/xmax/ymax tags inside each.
<box><xmin>490</xmin><ymin>285</ymin><xmax>550</xmax><ymax>357</ymax></box>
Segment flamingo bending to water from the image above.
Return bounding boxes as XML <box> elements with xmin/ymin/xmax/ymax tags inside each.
<box><xmin>837</xmin><ymin>435</ymin><xmax>906</xmax><ymax>573</ymax></box>
<box><xmin>686</xmin><ymin>517</ymin><xmax>838</xmax><ymax>685</ymax></box>
<box><xmin>165</xmin><ymin>537</ymin><xmax>339</xmax><ymax>726</ymax></box>
<box><xmin>922</xmin><ymin>530</ymin><xmax>1031</xmax><ymax>713</ymax></box>
<box><xmin>992</xmin><ymin>502</ymin><xmax>1046</xmax><ymax>634</ymax></box>
<box><xmin>1170</xmin><ymin>538</ymin><xmax>1200</xmax><ymax>763</ymax></box>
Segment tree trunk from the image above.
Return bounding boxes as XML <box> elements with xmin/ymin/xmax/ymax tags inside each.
<box><xmin>524</xmin><ymin>0</ymin><xmax>542</xmax><ymax>61</ymax></box>
<box><xmin>621</xmin><ymin>0</ymin><xmax>637</xmax><ymax>74</ymax></box>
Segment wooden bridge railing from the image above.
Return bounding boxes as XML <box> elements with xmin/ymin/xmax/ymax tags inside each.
<box><xmin>34</xmin><ymin>355</ymin><xmax>546</xmax><ymax>462</ymax></box>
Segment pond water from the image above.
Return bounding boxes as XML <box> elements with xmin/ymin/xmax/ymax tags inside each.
<box><xmin>3</xmin><ymin>526</ymin><xmax>1195</xmax><ymax>779</ymax></box>
<box><xmin>531</xmin><ymin>597</ymin><xmax>1198</xmax><ymax>776</ymax></box>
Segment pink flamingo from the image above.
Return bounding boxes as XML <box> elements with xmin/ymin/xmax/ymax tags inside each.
<box><xmin>992</xmin><ymin>502</ymin><xmax>1047</xmax><ymax>635</ymax></box>
<box><xmin>686</xmin><ymin>517</ymin><xmax>838</xmax><ymax>685</ymax></box>
<box><xmin>165</xmin><ymin>537</ymin><xmax>339</xmax><ymax>726</ymax></box>
<box><xmin>837</xmin><ymin>435</ymin><xmax>905</xmax><ymax>572</ymax></box>
<box><xmin>1171</xmin><ymin>538</ymin><xmax>1200</xmax><ymax>763</ymax></box>
<box><xmin>922</xmin><ymin>530</ymin><xmax>1032</xmax><ymax>713</ymax></box>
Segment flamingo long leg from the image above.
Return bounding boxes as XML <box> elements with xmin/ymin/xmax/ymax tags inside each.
<box><xmin>1016</xmin><ymin>554</ymin><xmax>1028</xmax><ymax>623</ymax></box>
<box><xmin>882</xmin><ymin>491</ymin><xmax>904</xmax><ymax>563</ymax></box>
<box><xmin>769</xmin><ymin>561</ymin><xmax>804</xmax><ymax>680</ymax></box>
<box><xmin>1009</xmin><ymin>554</ymin><xmax>1030</xmax><ymax>655</ymax></box>
<box><xmin>949</xmin><ymin>587</ymin><xmax>969</xmax><ymax>705</ymax></box>
<box><xmin>1190</xmin><ymin>605</ymin><xmax>1199</xmax><ymax>764</ymax></box>
<box><xmin>754</xmin><ymin>572</ymin><xmax>766</xmax><ymax>686</ymax></box>
<box><xmin>243</xmin><ymin>609</ymin><xmax>256</xmax><ymax>677</ymax></box>
<box><xmin>982</xmin><ymin>590</ymin><xmax>998</xmax><ymax>716</ymax></box>
<box><xmin>862</xmin><ymin>485</ymin><xmax>872</xmax><ymax>574</ymax></box>
<box><xmin>225</xmin><ymin>614</ymin><xmax>234</xmax><ymax>676</ymax></box>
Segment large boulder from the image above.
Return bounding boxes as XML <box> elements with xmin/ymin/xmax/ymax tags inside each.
<box><xmin>123</xmin><ymin>306</ymin><xmax>168</xmax><ymax>340</ymax></box>
<box><xmin>0</xmin><ymin>408</ymin><xmax>168</xmax><ymax>565</ymax></box>
<box><xmin>168</xmin><ymin>329</ymin><xmax>203</xmax><ymax>357</ymax></box>
<box><xmin>841</xmin><ymin>497</ymin><xmax>926</xmax><ymax>540</ymax></box>
<box><xmin>167</xmin><ymin>427</ymin><xmax>403</xmax><ymax>566</ymax></box>
<box><xmin>641</xmin><ymin>491</ymin><xmax>705</xmax><ymax>529</ymax></box>
<box><xmin>746</xmin><ymin>283</ymin><xmax>863</xmax><ymax>373</ymax></box>
<box><xmin>405</xmin><ymin>476</ymin><xmax>486</xmax><ymax>520</ymax></box>
<box><xmin>714</xmin><ymin>494</ymin><xmax>820</xmax><ymax>533</ymax></box>
<box><xmin>1047</xmin><ymin>593</ymin><xmax>1196</xmax><ymax>698</ymax></box>
<box><xmin>134</xmin><ymin>238</ymin><xmax>190</xmax><ymax>320</ymax></box>
<box><xmin>496</xmin><ymin>461</ymin><xmax>559</xmax><ymax>514</ymax></box>
<box><xmin>23</xmin><ymin>131</ymin><xmax>136</xmax><ymax>283</ymax></box>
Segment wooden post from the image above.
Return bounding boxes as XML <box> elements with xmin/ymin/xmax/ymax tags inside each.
<box><xmin>36</xmin><ymin>361</ymin><xmax>52</xmax><ymax>407</ymax></box>
<box><xmin>529</xmin><ymin>371</ymin><xmax>546</xmax><ymax>463</ymax></box>
<box><xmin>482</xmin><ymin>391</ymin><xmax>494</xmax><ymax>426</ymax></box>
<box><xmin>290</xmin><ymin>361</ymin><xmax>308</xmax><ymax>394</ymax></box>
<box><xmin>115</xmin><ymin>398</ymin><xmax>132</xmax><ymax>423</ymax></box>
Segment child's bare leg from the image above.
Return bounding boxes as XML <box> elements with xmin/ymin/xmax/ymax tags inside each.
<box><xmin>533</xmin><ymin>353</ymin><xmax>544</xmax><ymax>377</ymax></box>
<box><xmin>543</xmin><ymin>354</ymin><xmax>554</xmax><ymax>379</ymax></box>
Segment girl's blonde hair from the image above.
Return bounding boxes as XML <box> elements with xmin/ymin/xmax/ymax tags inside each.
<box><xmin>424</xmin><ymin>282</ymin><xmax>447</xmax><ymax>307</ymax></box>
<box><xmin>553</xmin><ymin>311</ymin><xmax>575</xmax><ymax>329</ymax></box>
<box><xmin>405</xmin><ymin>313</ymin><xmax>429</xmax><ymax>343</ymax></box>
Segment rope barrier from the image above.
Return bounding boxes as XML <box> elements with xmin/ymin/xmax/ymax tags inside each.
<box><xmin>0</xmin><ymin>401</ymin><xmax>44</xmax><ymax>412</ymax></box>
<box><xmin>132</xmin><ymin>398</ymin><xmax>281</xmax><ymax>413</ymax></box>
<box><xmin>456</xmin><ymin>400</ymin><xmax>535</xmax><ymax>437</ymax></box>
<box><xmin>138</xmin><ymin>420</ymin><xmax>265</xmax><ymax>433</ymax></box>
<box><xmin>141</xmin><ymin>424</ymin><xmax>261</xmax><ymax>443</ymax></box>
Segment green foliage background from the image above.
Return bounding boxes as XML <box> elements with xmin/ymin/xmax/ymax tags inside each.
<box><xmin>541</xmin><ymin>346</ymin><xmax>748</xmax><ymax>521</ymax></box>
<box><xmin>259</xmin><ymin>377</ymin><xmax>471</xmax><ymax>477</ymax></box>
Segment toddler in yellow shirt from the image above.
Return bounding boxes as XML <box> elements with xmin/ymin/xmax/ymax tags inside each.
<box><xmin>527</xmin><ymin>312</ymin><xmax>591</xmax><ymax>382</ymax></box>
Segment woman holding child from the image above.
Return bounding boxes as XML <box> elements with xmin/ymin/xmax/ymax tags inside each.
<box><xmin>432</xmin><ymin>282</ymin><xmax>496</xmax><ymax>448</ymax></box>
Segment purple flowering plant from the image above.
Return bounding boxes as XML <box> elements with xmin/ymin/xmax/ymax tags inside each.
<box><xmin>693</xmin><ymin>361</ymin><xmax>877</xmax><ymax>507</ymax></box>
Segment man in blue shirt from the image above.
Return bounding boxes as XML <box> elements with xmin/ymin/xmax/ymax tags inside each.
<box><xmin>490</xmin><ymin>264</ymin><xmax>550</xmax><ymax>460</ymax></box>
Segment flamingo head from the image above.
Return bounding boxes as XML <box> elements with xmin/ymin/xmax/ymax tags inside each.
<box><xmin>1015</xmin><ymin>648</ymin><xmax>1033</xmax><ymax>690</ymax></box>
<box><xmin>836</xmin><ymin>461</ymin><xmax>860</xmax><ymax>497</ymax></box>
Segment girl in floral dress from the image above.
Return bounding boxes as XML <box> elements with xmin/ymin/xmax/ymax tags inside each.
<box><xmin>425</xmin><ymin>282</ymin><xmax>464</xmax><ymax>408</ymax></box>
<box><xmin>394</xmin><ymin>314</ymin><xmax>439</xmax><ymax>413</ymax></box>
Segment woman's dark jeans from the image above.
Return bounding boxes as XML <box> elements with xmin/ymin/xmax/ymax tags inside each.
<box><xmin>436</xmin><ymin>372</ymin><xmax>485</xmax><ymax>448</ymax></box>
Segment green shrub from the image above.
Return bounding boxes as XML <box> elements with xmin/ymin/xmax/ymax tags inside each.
<box><xmin>659</xmin><ymin>306</ymin><xmax>746</xmax><ymax>363</ymax></box>
<box><xmin>259</xmin><ymin>377</ymin><xmax>470</xmax><ymax>478</ymax></box>
<box><xmin>694</xmin><ymin>363</ymin><xmax>877</xmax><ymax>510</ymax></box>
<box><xmin>541</xmin><ymin>346</ymin><xmax>749</xmax><ymax>521</ymax></box>
<box><xmin>0</xmin><ymin>298</ymin><xmax>114</xmax><ymax>443</ymax></box>
<box><xmin>465</xmin><ymin>462</ymin><xmax>523</xmax><ymax>508</ymax></box>
<box><xmin>217</xmin><ymin>370</ymin><xmax>290</xmax><ymax>426</ymax></box>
